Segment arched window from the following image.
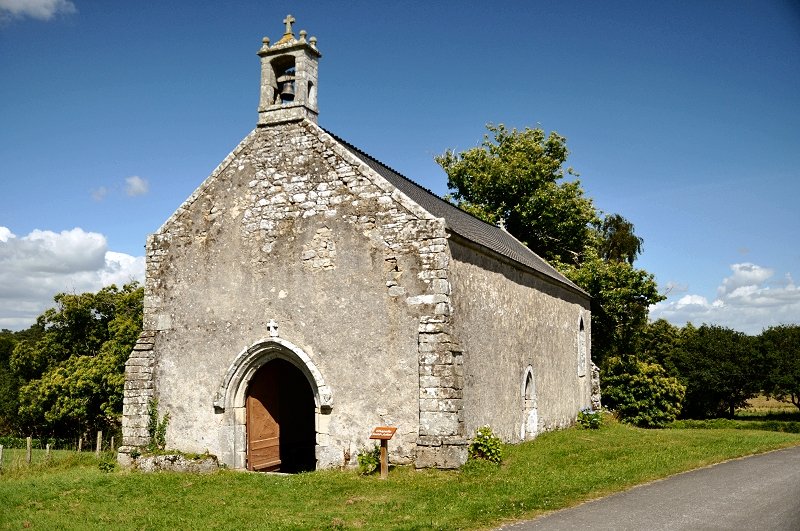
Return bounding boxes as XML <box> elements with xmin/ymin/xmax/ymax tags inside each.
<box><xmin>521</xmin><ymin>366</ymin><xmax>538</xmax><ymax>440</ymax></box>
<box><xmin>577</xmin><ymin>315</ymin><xmax>587</xmax><ymax>377</ymax></box>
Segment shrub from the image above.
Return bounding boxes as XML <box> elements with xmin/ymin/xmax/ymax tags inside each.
<box><xmin>357</xmin><ymin>444</ymin><xmax>381</xmax><ymax>475</ymax></box>
<box><xmin>468</xmin><ymin>425</ymin><xmax>502</xmax><ymax>464</ymax></box>
<box><xmin>98</xmin><ymin>459</ymin><xmax>117</xmax><ymax>473</ymax></box>
<box><xmin>602</xmin><ymin>357</ymin><xmax>685</xmax><ymax>428</ymax></box>
<box><xmin>577</xmin><ymin>408</ymin><xmax>603</xmax><ymax>429</ymax></box>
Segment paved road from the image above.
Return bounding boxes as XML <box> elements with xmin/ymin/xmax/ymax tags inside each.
<box><xmin>500</xmin><ymin>446</ymin><xmax>800</xmax><ymax>531</ymax></box>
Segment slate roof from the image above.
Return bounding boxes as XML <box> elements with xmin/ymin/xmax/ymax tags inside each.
<box><xmin>325</xmin><ymin>129</ymin><xmax>587</xmax><ymax>296</ymax></box>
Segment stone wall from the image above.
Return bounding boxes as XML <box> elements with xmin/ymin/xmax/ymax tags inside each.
<box><xmin>447</xmin><ymin>237</ymin><xmax>592</xmax><ymax>442</ymax></box>
<box><xmin>120</xmin><ymin>331</ymin><xmax>156</xmax><ymax>450</ymax></box>
<box><xmin>126</xmin><ymin>119</ymin><xmax>463</xmax><ymax>469</ymax></box>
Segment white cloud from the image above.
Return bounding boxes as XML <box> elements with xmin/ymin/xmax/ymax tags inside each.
<box><xmin>0</xmin><ymin>226</ymin><xmax>144</xmax><ymax>330</ymax></box>
<box><xmin>125</xmin><ymin>176</ymin><xmax>149</xmax><ymax>197</ymax></box>
<box><xmin>650</xmin><ymin>262</ymin><xmax>800</xmax><ymax>335</ymax></box>
<box><xmin>91</xmin><ymin>186</ymin><xmax>109</xmax><ymax>201</ymax></box>
<box><xmin>0</xmin><ymin>0</ymin><xmax>76</xmax><ymax>20</ymax></box>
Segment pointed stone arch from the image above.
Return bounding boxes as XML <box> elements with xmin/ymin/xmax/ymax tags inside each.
<box><xmin>213</xmin><ymin>337</ymin><xmax>333</xmax><ymax>469</ymax></box>
<box><xmin>520</xmin><ymin>365</ymin><xmax>538</xmax><ymax>440</ymax></box>
<box><xmin>577</xmin><ymin>313</ymin><xmax>588</xmax><ymax>377</ymax></box>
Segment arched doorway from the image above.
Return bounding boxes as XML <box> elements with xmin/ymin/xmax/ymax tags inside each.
<box><xmin>246</xmin><ymin>358</ymin><xmax>316</xmax><ymax>473</ymax></box>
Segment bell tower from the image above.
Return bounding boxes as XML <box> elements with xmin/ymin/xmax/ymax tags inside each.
<box><xmin>257</xmin><ymin>15</ymin><xmax>321</xmax><ymax>126</ymax></box>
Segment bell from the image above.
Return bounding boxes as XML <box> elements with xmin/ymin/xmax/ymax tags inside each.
<box><xmin>278</xmin><ymin>75</ymin><xmax>295</xmax><ymax>102</ymax></box>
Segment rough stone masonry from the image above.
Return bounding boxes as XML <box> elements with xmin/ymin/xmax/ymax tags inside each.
<box><xmin>119</xmin><ymin>16</ymin><xmax>594</xmax><ymax>472</ymax></box>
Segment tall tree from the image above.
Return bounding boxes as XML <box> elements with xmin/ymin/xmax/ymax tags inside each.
<box><xmin>436</xmin><ymin>124</ymin><xmax>598</xmax><ymax>265</ymax></box>
<box><xmin>437</xmin><ymin>123</ymin><xmax>664</xmax><ymax>367</ymax></box>
<box><xmin>673</xmin><ymin>325</ymin><xmax>762</xmax><ymax>418</ymax></box>
<box><xmin>637</xmin><ymin>319</ymin><xmax>682</xmax><ymax>376</ymax></box>
<box><xmin>561</xmin><ymin>251</ymin><xmax>664</xmax><ymax>366</ymax></box>
<box><xmin>761</xmin><ymin>325</ymin><xmax>800</xmax><ymax>410</ymax></box>
<box><xmin>596</xmin><ymin>213</ymin><xmax>643</xmax><ymax>265</ymax></box>
<box><xmin>9</xmin><ymin>283</ymin><xmax>143</xmax><ymax>438</ymax></box>
<box><xmin>0</xmin><ymin>331</ymin><xmax>20</xmax><ymax>433</ymax></box>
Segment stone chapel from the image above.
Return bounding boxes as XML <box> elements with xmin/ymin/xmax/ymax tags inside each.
<box><xmin>120</xmin><ymin>16</ymin><xmax>593</xmax><ymax>472</ymax></box>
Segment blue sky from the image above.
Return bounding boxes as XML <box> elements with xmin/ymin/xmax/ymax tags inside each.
<box><xmin>1</xmin><ymin>0</ymin><xmax>799</xmax><ymax>333</ymax></box>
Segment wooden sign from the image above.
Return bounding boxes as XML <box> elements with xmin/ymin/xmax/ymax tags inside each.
<box><xmin>369</xmin><ymin>426</ymin><xmax>397</xmax><ymax>479</ymax></box>
<box><xmin>369</xmin><ymin>426</ymin><xmax>397</xmax><ymax>440</ymax></box>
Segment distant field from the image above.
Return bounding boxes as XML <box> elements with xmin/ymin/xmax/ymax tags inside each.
<box><xmin>743</xmin><ymin>395</ymin><xmax>797</xmax><ymax>414</ymax></box>
<box><xmin>2</xmin><ymin>418</ymin><xmax>799</xmax><ymax>530</ymax></box>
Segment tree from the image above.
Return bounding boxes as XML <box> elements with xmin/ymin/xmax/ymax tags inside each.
<box><xmin>637</xmin><ymin>319</ymin><xmax>682</xmax><ymax>376</ymax></box>
<box><xmin>0</xmin><ymin>331</ymin><xmax>20</xmax><ymax>433</ymax></box>
<box><xmin>436</xmin><ymin>124</ymin><xmax>598</xmax><ymax>265</ymax></box>
<box><xmin>595</xmin><ymin>213</ymin><xmax>643</xmax><ymax>265</ymax></box>
<box><xmin>9</xmin><ymin>283</ymin><xmax>143</xmax><ymax>438</ymax></box>
<box><xmin>560</xmin><ymin>251</ymin><xmax>664</xmax><ymax>366</ymax></box>
<box><xmin>437</xmin><ymin>124</ymin><xmax>664</xmax><ymax>368</ymax></box>
<box><xmin>761</xmin><ymin>325</ymin><xmax>800</xmax><ymax>410</ymax></box>
<box><xmin>673</xmin><ymin>325</ymin><xmax>762</xmax><ymax>418</ymax></box>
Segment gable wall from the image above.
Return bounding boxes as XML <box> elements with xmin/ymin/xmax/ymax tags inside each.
<box><xmin>448</xmin><ymin>238</ymin><xmax>592</xmax><ymax>442</ymax></box>
<box><xmin>136</xmin><ymin>121</ymin><xmax>454</xmax><ymax>468</ymax></box>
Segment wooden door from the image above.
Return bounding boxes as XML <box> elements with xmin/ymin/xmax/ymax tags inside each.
<box><xmin>246</xmin><ymin>365</ymin><xmax>281</xmax><ymax>471</ymax></box>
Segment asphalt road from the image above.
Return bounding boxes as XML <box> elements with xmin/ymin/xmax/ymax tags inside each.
<box><xmin>500</xmin><ymin>446</ymin><xmax>800</xmax><ymax>531</ymax></box>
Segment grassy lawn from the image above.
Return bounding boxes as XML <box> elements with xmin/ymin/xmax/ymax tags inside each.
<box><xmin>1</xmin><ymin>420</ymin><xmax>799</xmax><ymax>530</ymax></box>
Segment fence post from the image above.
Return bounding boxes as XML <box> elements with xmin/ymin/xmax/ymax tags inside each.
<box><xmin>46</xmin><ymin>443</ymin><xmax>51</xmax><ymax>459</ymax></box>
<box><xmin>77</xmin><ymin>437</ymin><xmax>82</xmax><ymax>453</ymax></box>
<box><xmin>0</xmin><ymin>444</ymin><xmax>4</xmax><ymax>469</ymax></box>
<box><xmin>110</xmin><ymin>436</ymin><xmax>115</xmax><ymax>452</ymax></box>
<box><xmin>96</xmin><ymin>431</ymin><xmax>102</xmax><ymax>457</ymax></box>
<box><xmin>26</xmin><ymin>437</ymin><xmax>32</xmax><ymax>464</ymax></box>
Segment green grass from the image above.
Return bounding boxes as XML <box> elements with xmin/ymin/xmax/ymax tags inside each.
<box><xmin>0</xmin><ymin>449</ymin><xmax>105</xmax><ymax>477</ymax></box>
<box><xmin>1</xmin><ymin>421</ymin><xmax>798</xmax><ymax>530</ymax></box>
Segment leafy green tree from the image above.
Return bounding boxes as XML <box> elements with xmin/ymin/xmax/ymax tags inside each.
<box><xmin>10</xmin><ymin>283</ymin><xmax>143</xmax><ymax>438</ymax></box>
<box><xmin>437</xmin><ymin>123</ymin><xmax>663</xmax><ymax>368</ymax></box>
<box><xmin>436</xmin><ymin>124</ymin><xmax>598</xmax><ymax>265</ymax></box>
<box><xmin>673</xmin><ymin>325</ymin><xmax>762</xmax><ymax>418</ymax></box>
<box><xmin>595</xmin><ymin>213</ymin><xmax>643</xmax><ymax>265</ymax></box>
<box><xmin>0</xmin><ymin>331</ymin><xmax>21</xmax><ymax>433</ymax></box>
<box><xmin>638</xmin><ymin>319</ymin><xmax>682</xmax><ymax>376</ymax></box>
<box><xmin>561</xmin><ymin>251</ymin><xmax>664</xmax><ymax>366</ymax></box>
<box><xmin>761</xmin><ymin>325</ymin><xmax>800</xmax><ymax>410</ymax></box>
<box><xmin>601</xmin><ymin>356</ymin><xmax>685</xmax><ymax>427</ymax></box>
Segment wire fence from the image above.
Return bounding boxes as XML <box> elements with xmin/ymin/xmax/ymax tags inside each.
<box><xmin>0</xmin><ymin>432</ymin><xmax>118</xmax><ymax>471</ymax></box>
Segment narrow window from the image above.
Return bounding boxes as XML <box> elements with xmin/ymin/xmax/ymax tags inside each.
<box><xmin>521</xmin><ymin>366</ymin><xmax>538</xmax><ymax>439</ymax></box>
<box><xmin>577</xmin><ymin>316</ymin><xmax>587</xmax><ymax>377</ymax></box>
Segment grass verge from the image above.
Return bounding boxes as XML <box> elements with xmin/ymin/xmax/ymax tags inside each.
<box><xmin>1</xmin><ymin>421</ymin><xmax>798</xmax><ymax>530</ymax></box>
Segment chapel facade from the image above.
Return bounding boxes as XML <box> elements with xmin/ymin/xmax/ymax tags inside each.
<box><xmin>119</xmin><ymin>16</ymin><xmax>594</xmax><ymax>471</ymax></box>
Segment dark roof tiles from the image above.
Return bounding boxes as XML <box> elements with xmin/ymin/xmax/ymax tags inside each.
<box><xmin>326</xmin><ymin>129</ymin><xmax>586</xmax><ymax>295</ymax></box>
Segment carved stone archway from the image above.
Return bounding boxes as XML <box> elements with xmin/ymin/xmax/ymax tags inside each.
<box><xmin>213</xmin><ymin>336</ymin><xmax>333</xmax><ymax>469</ymax></box>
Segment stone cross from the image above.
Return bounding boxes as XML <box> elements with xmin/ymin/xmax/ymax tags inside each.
<box><xmin>283</xmin><ymin>14</ymin><xmax>295</xmax><ymax>35</ymax></box>
<box><xmin>267</xmin><ymin>319</ymin><xmax>279</xmax><ymax>337</ymax></box>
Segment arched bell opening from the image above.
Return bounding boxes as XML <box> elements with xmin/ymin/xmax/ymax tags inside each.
<box><xmin>270</xmin><ymin>55</ymin><xmax>296</xmax><ymax>104</ymax></box>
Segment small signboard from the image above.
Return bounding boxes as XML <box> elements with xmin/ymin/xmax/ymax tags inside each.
<box><xmin>369</xmin><ymin>426</ymin><xmax>397</xmax><ymax>479</ymax></box>
<box><xmin>369</xmin><ymin>426</ymin><xmax>397</xmax><ymax>440</ymax></box>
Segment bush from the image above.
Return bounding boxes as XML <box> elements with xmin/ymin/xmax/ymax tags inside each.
<box><xmin>577</xmin><ymin>408</ymin><xmax>603</xmax><ymax>429</ymax></box>
<box><xmin>602</xmin><ymin>357</ymin><xmax>685</xmax><ymax>428</ymax></box>
<box><xmin>357</xmin><ymin>444</ymin><xmax>380</xmax><ymax>475</ymax></box>
<box><xmin>468</xmin><ymin>425</ymin><xmax>502</xmax><ymax>464</ymax></box>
